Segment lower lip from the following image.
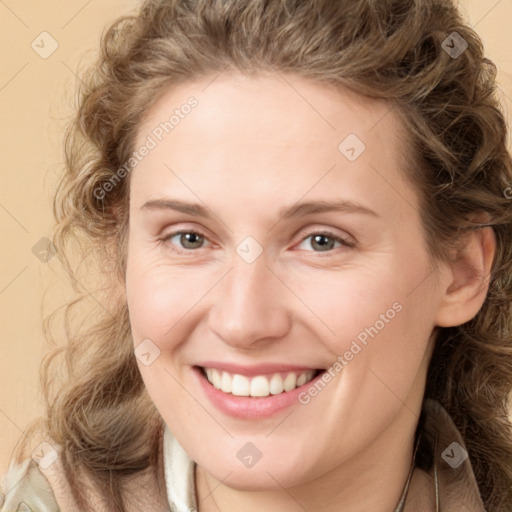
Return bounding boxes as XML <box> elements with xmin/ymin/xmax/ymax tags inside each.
<box><xmin>193</xmin><ymin>366</ymin><xmax>326</xmax><ymax>419</ymax></box>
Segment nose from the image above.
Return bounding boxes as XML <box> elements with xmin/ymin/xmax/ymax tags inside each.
<box><xmin>207</xmin><ymin>253</ymin><xmax>292</xmax><ymax>350</ymax></box>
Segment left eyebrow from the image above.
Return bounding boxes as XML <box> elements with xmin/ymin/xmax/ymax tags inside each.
<box><xmin>140</xmin><ymin>198</ymin><xmax>379</xmax><ymax>219</ymax></box>
<box><xmin>278</xmin><ymin>199</ymin><xmax>379</xmax><ymax>220</ymax></box>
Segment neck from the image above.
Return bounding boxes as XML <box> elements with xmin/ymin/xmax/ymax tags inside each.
<box><xmin>195</xmin><ymin>400</ymin><xmax>422</xmax><ymax>512</ymax></box>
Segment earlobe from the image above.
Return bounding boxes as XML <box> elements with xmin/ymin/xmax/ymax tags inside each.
<box><xmin>434</xmin><ymin>226</ymin><xmax>496</xmax><ymax>327</ymax></box>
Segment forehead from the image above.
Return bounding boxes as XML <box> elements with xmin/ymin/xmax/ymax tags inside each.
<box><xmin>136</xmin><ymin>71</ymin><xmax>402</xmax><ymax>154</ymax></box>
<box><xmin>130</xmin><ymin>72</ymin><xmax>414</xmax><ymax>218</ymax></box>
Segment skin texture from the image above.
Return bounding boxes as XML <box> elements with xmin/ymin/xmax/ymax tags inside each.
<box><xmin>124</xmin><ymin>73</ymin><xmax>495</xmax><ymax>512</ymax></box>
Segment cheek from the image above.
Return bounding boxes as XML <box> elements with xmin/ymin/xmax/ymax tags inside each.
<box><xmin>125</xmin><ymin>245</ymin><xmax>199</xmax><ymax>339</ymax></box>
<box><xmin>294</xmin><ymin>258</ymin><xmax>438</xmax><ymax>387</ymax></box>
<box><xmin>127</xmin><ymin>272</ymin><xmax>180</xmax><ymax>335</ymax></box>
<box><xmin>287</xmin><ymin>265</ymin><xmax>404</xmax><ymax>346</ymax></box>
<box><xmin>125</xmin><ymin>252</ymin><xmax>231</xmax><ymax>378</ymax></box>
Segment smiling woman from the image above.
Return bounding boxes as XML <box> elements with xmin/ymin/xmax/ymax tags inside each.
<box><xmin>2</xmin><ymin>0</ymin><xmax>512</xmax><ymax>511</ymax></box>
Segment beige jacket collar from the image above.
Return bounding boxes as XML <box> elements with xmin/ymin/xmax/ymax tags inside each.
<box><xmin>397</xmin><ymin>399</ymin><xmax>486</xmax><ymax>511</ymax></box>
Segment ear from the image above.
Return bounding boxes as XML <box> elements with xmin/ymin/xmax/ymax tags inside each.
<box><xmin>435</xmin><ymin>225</ymin><xmax>496</xmax><ymax>327</ymax></box>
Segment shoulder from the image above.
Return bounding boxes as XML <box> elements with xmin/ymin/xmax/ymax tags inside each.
<box><xmin>0</xmin><ymin>457</ymin><xmax>60</xmax><ymax>512</ymax></box>
<box><xmin>1</xmin><ymin>425</ymin><xmax>171</xmax><ymax>512</ymax></box>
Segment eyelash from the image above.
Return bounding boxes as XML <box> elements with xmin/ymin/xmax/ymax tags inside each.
<box><xmin>159</xmin><ymin>229</ymin><xmax>355</xmax><ymax>255</ymax></box>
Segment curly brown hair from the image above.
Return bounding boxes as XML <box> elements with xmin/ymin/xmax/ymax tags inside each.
<box><xmin>11</xmin><ymin>0</ymin><xmax>512</xmax><ymax>511</ymax></box>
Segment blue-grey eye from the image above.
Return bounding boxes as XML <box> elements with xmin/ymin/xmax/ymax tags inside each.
<box><xmin>168</xmin><ymin>231</ymin><xmax>205</xmax><ymax>250</ymax></box>
<box><xmin>298</xmin><ymin>233</ymin><xmax>346</xmax><ymax>252</ymax></box>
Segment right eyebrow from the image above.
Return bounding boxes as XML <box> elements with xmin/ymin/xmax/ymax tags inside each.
<box><xmin>140</xmin><ymin>199</ymin><xmax>211</xmax><ymax>217</ymax></box>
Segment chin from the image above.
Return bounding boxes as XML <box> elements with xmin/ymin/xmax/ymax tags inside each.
<box><xmin>200</xmin><ymin>454</ymin><xmax>318</xmax><ymax>492</ymax></box>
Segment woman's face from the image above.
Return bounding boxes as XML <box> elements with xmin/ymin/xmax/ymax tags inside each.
<box><xmin>125</xmin><ymin>73</ymin><xmax>447</xmax><ymax>490</ymax></box>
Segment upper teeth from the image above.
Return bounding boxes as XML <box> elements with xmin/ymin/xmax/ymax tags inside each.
<box><xmin>204</xmin><ymin>368</ymin><xmax>316</xmax><ymax>397</ymax></box>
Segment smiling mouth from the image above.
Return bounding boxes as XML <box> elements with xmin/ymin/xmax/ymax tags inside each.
<box><xmin>196</xmin><ymin>366</ymin><xmax>324</xmax><ymax>398</ymax></box>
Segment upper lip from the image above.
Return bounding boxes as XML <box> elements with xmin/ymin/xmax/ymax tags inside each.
<box><xmin>195</xmin><ymin>361</ymin><xmax>323</xmax><ymax>377</ymax></box>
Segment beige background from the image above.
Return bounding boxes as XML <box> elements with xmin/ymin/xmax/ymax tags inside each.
<box><xmin>1</xmin><ymin>0</ymin><xmax>512</xmax><ymax>474</ymax></box>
